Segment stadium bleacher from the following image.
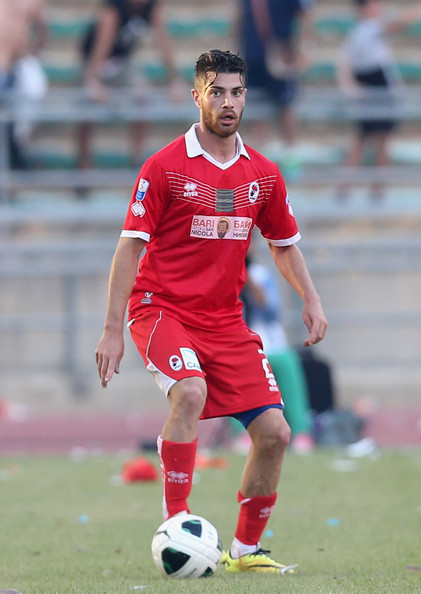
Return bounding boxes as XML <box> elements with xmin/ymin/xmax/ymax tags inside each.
<box><xmin>7</xmin><ymin>0</ymin><xmax>417</xmax><ymax>172</ymax></box>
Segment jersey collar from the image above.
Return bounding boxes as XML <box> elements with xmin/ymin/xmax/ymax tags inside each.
<box><xmin>185</xmin><ymin>124</ymin><xmax>250</xmax><ymax>168</ymax></box>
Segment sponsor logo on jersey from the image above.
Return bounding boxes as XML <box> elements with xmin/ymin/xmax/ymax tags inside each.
<box><xmin>135</xmin><ymin>178</ymin><xmax>150</xmax><ymax>201</ymax></box>
<box><xmin>141</xmin><ymin>291</ymin><xmax>153</xmax><ymax>304</ymax></box>
<box><xmin>183</xmin><ymin>182</ymin><xmax>198</xmax><ymax>197</ymax></box>
<box><xmin>259</xmin><ymin>505</ymin><xmax>275</xmax><ymax>519</ymax></box>
<box><xmin>190</xmin><ymin>216</ymin><xmax>252</xmax><ymax>240</ymax></box>
<box><xmin>248</xmin><ymin>181</ymin><xmax>260</xmax><ymax>203</ymax></box>
<box><xmin>167</xmin><ymin>470</ymin><xmax>189</xmax><ymax>483</ymax></box>
<box><xmin>131</xmin><ymin>200</ymin><xmax>146</xmax><ymax>217</ymax></box>
<box><xmin>216</xmin><ymin>189</ymin><xmax>234</xmax><ymax>212</ymax></box>
<box><xmin>180</xmin><ymin>347</ymin><xmax>201</xmax><ymax>371</ymax></box>
<box><xmin>169</xmin><ymin>355</ymin><xmax>183</xmax><ymax>371</ymax></box>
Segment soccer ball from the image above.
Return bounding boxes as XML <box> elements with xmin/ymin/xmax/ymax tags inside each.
<box><xmin>151</xmin><ymin>513</ymin><xmax>222</xmax><ymax>578</ymax></box>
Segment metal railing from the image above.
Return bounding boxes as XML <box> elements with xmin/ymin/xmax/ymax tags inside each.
<box><xmin>1</xmin><ymin>85</ymin><xmax>421</xmax><ymax>201</ymax></box>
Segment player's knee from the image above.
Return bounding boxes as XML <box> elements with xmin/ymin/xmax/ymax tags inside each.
<box><xmin>255</xmin><ymin>419</ymin><xmax>291</xmax><ymax>458</ymax></box>
<box><xmin>169</xmin><ymin>377</ymin><xmax>206</xmax><ymax>420</ymax></box>
<box><xmin>268</xmin><ymin>423</ymin><xmax>291</xmax><ymax>453</ymax></box>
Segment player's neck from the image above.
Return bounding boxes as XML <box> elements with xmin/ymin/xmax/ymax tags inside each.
<box><xmin>195</xmin><ymin>126</ymin><xmax>238</xmax><ymax>164</ymax></box>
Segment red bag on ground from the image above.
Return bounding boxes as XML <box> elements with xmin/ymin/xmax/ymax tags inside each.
<box><xmin>122</xmin><ymin>456</ymin><xmax>158</xmax><ymax>482</ymax></box>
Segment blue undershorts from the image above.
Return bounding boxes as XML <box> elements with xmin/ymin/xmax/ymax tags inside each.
<box><xmin>232</xmin><ymin>403</ymin><xmax>284</xmax><ymax>430</ymax></box>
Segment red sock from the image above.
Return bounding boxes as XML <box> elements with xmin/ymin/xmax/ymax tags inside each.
<box><xmin>234</xmin><ymin>490</ymin><xmax>278</xmax><ymax>545</ymax></box>
<box><xmin>157</xmin><ymin>435</ymin><xmax>198</xmax><ymax>520</ymax></box>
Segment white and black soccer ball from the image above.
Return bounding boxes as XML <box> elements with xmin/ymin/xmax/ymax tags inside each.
<box><xmin>151</xmin><ymin>513</ymin><xmax>222</xmax><ymax>578</ymax></box>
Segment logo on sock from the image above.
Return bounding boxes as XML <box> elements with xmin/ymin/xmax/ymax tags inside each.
<box><xmin>167</xmin><ymin>470</ymin><xmax>189</xmax><ymax>484</ymax></box>
<box><xmin>259</xmin><ymin>505</ymin><xmax>275</xmax><ymax>519</ymax></box>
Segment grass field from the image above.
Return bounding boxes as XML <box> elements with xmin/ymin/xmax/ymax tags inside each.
<box><xmin>0</xmin><ymin>448</ymin><xmax>420</xmax><ymax>593</ymax></box>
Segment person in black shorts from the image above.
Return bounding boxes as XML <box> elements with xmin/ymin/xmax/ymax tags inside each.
<box><xmin>77</xmin><ymin>0</ymin><xmax>181</xmax><ymax>172</ymax></box>
<box><xmin>236</xmin><ymin>0</ymin><xmax>315</xmax><ymax>162</ymax></box>
<box><xmin>336</xmin><ymin>0</ymin><xmax>421</xmax><ymax>202</ymax></box>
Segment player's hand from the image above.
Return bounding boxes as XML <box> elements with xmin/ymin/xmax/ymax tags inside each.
<box><xmin>302</xmin><ymin>299</ymin><xmax>328</xmax><ymax>347</ymax></box>
<box><xmin>95</xmin><ymin>331</ymin><xmax>124</xmax><ymax>388</ymax></box>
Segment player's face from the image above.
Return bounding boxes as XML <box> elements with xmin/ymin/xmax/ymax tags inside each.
<box><xmin>194</xmin><ymin>72</ymin><xmax>247</xmax><ymax>138</ymax></box>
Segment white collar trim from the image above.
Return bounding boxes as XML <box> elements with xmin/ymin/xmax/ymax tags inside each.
<box><xmin>185</xmin><ymin>123</ymin><xmax>250</xmax><ymax>170</ymax></box>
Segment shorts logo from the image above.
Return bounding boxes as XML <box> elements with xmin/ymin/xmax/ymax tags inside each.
<box><xmin>136</xmin><ymin>178</ymin><xmax>150</xmax><ymax>201</ymax></box>
<box><xmin>141</xmin><ymin>291</ymin><xmax>153</xmax><ymax>304</ymax></box>
<box><xmin>169</xmin><ymin>355</ymin><xmax>183</xmax><ymax>371</ymax></box>
<box><xmin>248</xmin><ymin>181</ymin><xmax>260</xmax><ymax>203</ymax></box>
<box><xmin>180</xmin><ymin>347</ymin><xmax>202</xmax><ymax>371</ymax></box>
<box><xmin>190</xmin><ymin>216</ymin><xmax>252</xmax><ymax>240</ymax></box>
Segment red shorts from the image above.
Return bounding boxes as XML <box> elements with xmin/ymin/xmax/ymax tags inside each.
<box><xmin>129</xmin><ymin>309</ymin><xmax>283</xmax><ymax>419</ymax></box>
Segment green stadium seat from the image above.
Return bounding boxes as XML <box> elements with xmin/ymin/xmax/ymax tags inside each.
<box><xmin>315</xmin><ymin>16</ymin><xmax>355</xmax><ymax>37</ymax></box>
<box><xmin>405</xmin><ymin>20</ymin><xmax>421</xmax><ymax>36</ymax></box>
<box><xmin>138</xmin><ymin>63</ymin><xmax>194</xmax><ymax>83</ymax></box>
<box><xmin>397</xmin><ymin>62</ymin><xmax>421</xmax><ymax>81</ymax></box>
<box><xmin>47</xmin><ymin>16</ymin><xmax>230</xmax><ymax>41</ymax></box>
<box><xmin>28</xmin><ymin>150</ymin><xmax>131</xmax><ymax>169</ymax></box>
<box><xmin>303</xmin><ymin>62</ymin><xmax>336</xmax><ymax>83</ymax></box>
<box><xmin>44</xmin><ymin>64</ymin><xmax>81</xmax><ymax>84</ymax></box>
<box><xmin>48</xmin><ymin>19</ymin><xmax>90</xmax><ymax>39</ymax></box>
<box><xmin>166</xmin><ymin>17</ymin><xmax>229</xmax><ymax>38</ymax></box>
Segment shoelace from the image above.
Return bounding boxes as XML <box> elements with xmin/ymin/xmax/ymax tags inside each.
<box><xmin>252</xmin><ymin>548</ymin><xmax>271</xmax><ymax>557</ymax></box>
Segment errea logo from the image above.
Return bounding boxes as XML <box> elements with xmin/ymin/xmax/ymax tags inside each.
<box><xmin>259</xmin><ymin>505</ymin><xmax>275</xmax><ymax>519</ymax></box>
<box><xmin>184</xmin><ymin>182</ymin><xmax>198</xmax><ymax>197</ymax></box>
<box><xmin>167</xmin><ymin>471</ymin><xmax>189</xmax><ymax>484</ymax></box>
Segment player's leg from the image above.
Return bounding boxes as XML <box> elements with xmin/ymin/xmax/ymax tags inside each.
<box><xmin>130</xmin><ymin>312</ymin><xmax>206</xmax><ymax>520</ymax></box>
<box><xmin>202</xmin><ymin>328</ymin><xmax>296</xmax><ymax>573</ymax></box>
<box><xmin>240</xmin><ymin>406</ymin><xmax>290</xmax><ymax>498</ymax></box>
<box><xmin>161</xmin><ymin>376</ymin><xmax>206</xmax><ymax>442</ymax></box>
<box><xmin>222</xmin><ymin>407</ymin><xmax>296</xmax><ymax>573</ymax></box>
<box><xmin>233</xmin><ymin>407</ymin><xmax>290</xmax><ymax>552</ymax></box>
<box><xmin>158</xmin><ymin>376</ymin><xmax>206</xmax><ymax>520</ymax></box>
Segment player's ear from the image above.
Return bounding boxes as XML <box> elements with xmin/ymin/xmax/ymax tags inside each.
<box><xmin>191</xmin><ymin>88</ymin><xmax>201</xmax><ymax>108</ymax></box>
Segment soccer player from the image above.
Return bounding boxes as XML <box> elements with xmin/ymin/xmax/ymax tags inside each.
<box><xmin>96</xmin><ymin>49</ymin><xmax>327</xmax><ymax>574</ymax></box>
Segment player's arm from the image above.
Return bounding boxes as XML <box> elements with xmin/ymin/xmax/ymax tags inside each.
<box><xmin>96</xmin><ymin>236</ymin><xmax>146</xmax><ymax>387</ymax></box>
<box><xmin>269</xmin><ymin>242</ymin><xmax>327</xmax><ymax>346</ymax></box>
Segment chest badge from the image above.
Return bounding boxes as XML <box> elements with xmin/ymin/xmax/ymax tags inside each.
<box><xmin>248</xmin><ymin>181</ymin><xmax>260</xmax><ymax>203</ymax></box>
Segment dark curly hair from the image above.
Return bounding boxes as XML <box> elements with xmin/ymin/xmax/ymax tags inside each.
<box><xmin>194</xmin><ymin>49</ymin><xmax>248</xmax><ymax>90</ymax></box>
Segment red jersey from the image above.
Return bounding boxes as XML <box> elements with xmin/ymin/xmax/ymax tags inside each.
<box><xmin>122</xmin><ymin>124</ymin><xmax>300</xmax><ymax>331</ymax></box>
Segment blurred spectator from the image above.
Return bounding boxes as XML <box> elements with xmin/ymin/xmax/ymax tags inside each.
<box><xmin>77</xmin><ymin>0</ymin><xmax>183</xmax><ymax>173</ymax></box>
<box><xmin>0</xmin><ymin>0</ymin><xmax>48</xmax><ymax>168</ymax></box>
<box><xmin>236</xmin><ymin>0</ymin><xmax>316</xmax><ymax>170</ymax></box>
<box><xmin>241</xmin><ymin>256</ymin><xmax>315</xmax><ymax>454</ymax></box>
<box><xmin>336</xmin><ymin>0</ymin><xmax>421</xmax><ymax>202</ymax></box>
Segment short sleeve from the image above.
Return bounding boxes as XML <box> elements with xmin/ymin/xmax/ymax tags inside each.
<box><xmin>121</xmin><ymin>157</ymin><xmax>170</xmax><ymax>242</ymax></box>
<box><xmin>255</xmin><ymin>171</ymin><xmax>301</xmax><ymax>246</ymax></box>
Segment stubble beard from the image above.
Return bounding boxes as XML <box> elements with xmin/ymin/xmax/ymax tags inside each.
<box><xmin>202</xmin><ymin>109</ymin><xmax>243</xmax><ymax>138</ymax></box>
